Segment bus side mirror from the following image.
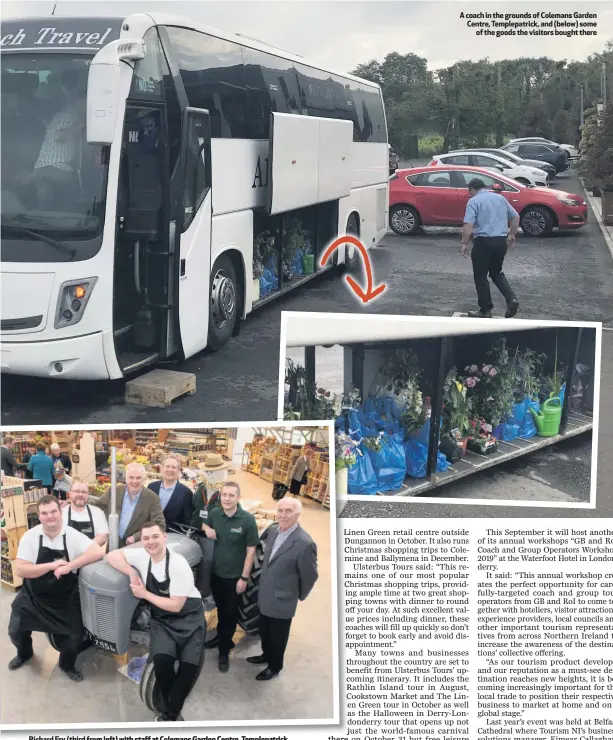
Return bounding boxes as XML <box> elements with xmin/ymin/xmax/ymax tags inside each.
<box><xmin>87</xmin><ymin>39</ymin><xmax>146</xmax><ymax>145</ymax></box>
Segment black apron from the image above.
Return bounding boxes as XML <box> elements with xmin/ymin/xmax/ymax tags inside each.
<box><xmin>147</xmin><ymin>549</ymin><xmax>205</xmax><ymax>665</ymax></box>
<box><xmin>67</xmin><ymin>505</ymin><xmax>95</xmax><ymax>539</ymax></box>
<box><xmin>11</xmin><ymin>534</ymin><xmax>83</xmax><ymax>635</ymax></box>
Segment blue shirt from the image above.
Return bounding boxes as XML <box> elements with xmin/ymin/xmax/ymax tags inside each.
<box><xmin>158</xmin><ymin>482</ymin><xmax>177</xmax><ymax>512</ymax></box>
<box><xmin>464</xmin><ymin>190</ymin><xmax>519</xmax><ymax>238</ymax></box>
<box><xmin>119</xmin><ymin>488</ymin><xmax>142</xmax><ymax>539</ymax></box>
<box><xmin>27</xmin><ymin>452</ymin><xmax>55</xmax><ymax>486</ymax></box>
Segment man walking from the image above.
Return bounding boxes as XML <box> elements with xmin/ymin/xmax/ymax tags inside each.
<box><xmin>62</xmin><ymin>479</ymin><xmax>109</xmax><ymax>546</ymax></box>
<box><xmin>200</xmin><ymin>482</ymin><xmax>259</xmax><ymax>673</ymax></box>
<box><xmin>107</xmin><ymin>522</ymin><xmax>205</xmax><ymax>721</ymax></box>
<box><xmin>148</xmin><ymin>456</ymin><xmax>193</xmax><ymax>531</ymax></box>
<box><xmin>8</xmin><ymin>495</ymin><xmax>105</xmax><ymax>681</ymax></box>
<box><xmin>461</xmin><ymin>178</ymin><xmax>520</xmax><ymax>319</ymax></box>
<box><xmin>90</xmin><ymin>462</ymin><xmax>165</xmax><ymax>546</ymax></box>
<box><xmin>247</xmin><ymin>497</ymin><xmax>318</xmax><ymax>681</ymax></box>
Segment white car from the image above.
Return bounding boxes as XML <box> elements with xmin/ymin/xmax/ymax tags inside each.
<box><xmin>508</xmin><ymin>137</ymin><xmax>578</xmax><ymax>159</ymax></box>
<box><xmin>428</xmin><ymin>152</ymin><xmax>549</xmax><ymax>187</ymax></box>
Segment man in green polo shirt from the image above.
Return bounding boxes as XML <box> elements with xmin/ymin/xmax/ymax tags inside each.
<box><xmin>201</xmin><ymin>481</ymin><xmax>259</xmax><ymax>672</ymax></box>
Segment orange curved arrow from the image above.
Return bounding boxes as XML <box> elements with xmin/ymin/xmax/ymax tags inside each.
<box><xmin>320</xmin><ymin>235</ymin><xmax>386</xmax><ymax>304</ymax></box>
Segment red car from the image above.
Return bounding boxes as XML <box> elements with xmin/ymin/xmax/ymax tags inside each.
<box><xmin>389</xmin><ymin>165</ymin><xmax>588</xmax><ymax>237</ymax></box>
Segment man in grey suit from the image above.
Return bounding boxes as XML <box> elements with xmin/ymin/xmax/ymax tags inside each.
<box><xmin>89</xmin><ymin>462</ymin><xmax>165</xmax><ymax>547</ymax></box>
<box><xmin>247</xmin><ymin>497</ymin><xmax>318</xmax><ymax>680</ymax></box>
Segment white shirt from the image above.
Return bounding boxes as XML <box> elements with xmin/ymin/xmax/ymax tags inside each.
<box><xmin>16</xmin><ymin>524</ymin><xmax>93</xmax><ymax>571</ymax></box>
<box><xmin>35</xmin><ymin>100</ymin><xmax>85</xmax><ymax>172</ymax></box>
<box><xmin>62</xmin><ymin>504</ymin><xmax>110</xmax><ymax>536</ymax></box>
<box><xmin>122</xmin><ymin>546</ymin><xmax>200</xmax><ymax>599</ymax></box>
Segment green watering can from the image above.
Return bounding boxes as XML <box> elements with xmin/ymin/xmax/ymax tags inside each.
<box><xmin>530</xmin><ymin>396</ymin><xmax>562</xmax><ymax>437</ymax></box>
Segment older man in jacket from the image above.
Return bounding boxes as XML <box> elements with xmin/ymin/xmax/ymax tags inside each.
<box><xmin>246</xmin><ymin>497</ymin><xmax>318</xmax><ymax>680</ymax></box>
<box><xmin>89</xmin><ymin>462</ymin><xmax>165</xmax><ymax>546</ymax></box>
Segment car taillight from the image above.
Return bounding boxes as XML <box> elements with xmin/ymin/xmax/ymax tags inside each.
<box><xmin>428</xmin><ymin>159</ymin><xmax>437</xmax><ymax>166</ymax></box>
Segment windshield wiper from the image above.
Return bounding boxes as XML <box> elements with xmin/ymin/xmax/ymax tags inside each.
<box><xmin>1</xmin><ymin>224</ymin><xmax>77</xmax><ymax>257</ymax></box>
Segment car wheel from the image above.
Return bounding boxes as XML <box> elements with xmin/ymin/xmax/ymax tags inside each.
<box><xmin>208</xmin><ymin>255</ymin><xmax>238</xmax><ymax>350</ymax></box>
<box><xmin>515</xmin><ymin>177</ymin><xmax>530</xmax><ymax>186</ymax></box>
<box><xmin>390</xmin><ymin>204</ymin><xmax>420</xmax><ymax>235</ymax></box>
<box><xmin>520</xmin><ymin>206</ymin><xmax>554</xmax><ymax>237</ymax></box>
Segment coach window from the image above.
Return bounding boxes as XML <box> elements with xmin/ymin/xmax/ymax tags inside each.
<box><xmin>296</xmin><ymin>64</ymin><xmax>339</xmax><ymax>117</ymax></box>
<box><xmin>165</xmin><ymin>26</ymin><xmax>248</xmax><ymax>138</ymax></box>
<box><xmin>349</xmin><ymin>81</ymin><xmax>386</xmax><ymax>143</ymax></box>
<box><xmin>242</xmin><ymin>46</ymin><xmax>302</xmax><ymax>137</ymax></box>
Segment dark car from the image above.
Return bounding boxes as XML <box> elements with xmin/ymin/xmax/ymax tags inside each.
<box><xmin>452</xmin><ymin>147</ymin><xmax>557</xmax><ymax>180</ymax></box>
<box><xmin>502</xmin><ymin>141</ymin><xmax>568</xmax><ymax>173</ymax></box>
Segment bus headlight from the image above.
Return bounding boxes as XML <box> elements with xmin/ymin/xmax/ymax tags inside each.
<box><xmin>55</xmin><ymin>278</ymin><xmax>97</xmax><ymax>329</ymax></box>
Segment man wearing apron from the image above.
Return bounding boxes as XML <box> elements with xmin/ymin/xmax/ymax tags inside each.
<box><xmin>107</xmin><ymin>521</ymin><xmax>205</xmax><ymax>722</ymax></box>
<box><xmin>8</xmin><ymin>495</ymin><xmax>105</xmax><ymax>681</ymax></box>
<box><xmin>62</xmin><ymin>480</ymin><xmax>109</xmax><ymax>546</ymax></box>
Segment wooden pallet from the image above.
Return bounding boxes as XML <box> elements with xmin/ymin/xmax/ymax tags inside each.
<box><xmin>125</xmin><ymin>369</ymin><xmax>196</xmax><ymax>408</ymax></box>
<box><xmin>377</xmin><ymin>411</ymin><xmax>593</xmax><ymax>497</ymax></box>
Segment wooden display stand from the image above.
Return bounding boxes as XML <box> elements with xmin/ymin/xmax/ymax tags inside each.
<box><xmin>302</xmin><ymin>451</ymin><xmax>330</xmax><ymax>508</ymax></box>
<box><xmin>72</xmin><ymin>432</ymin><xmax>97</xmax><ymax>484</ymax></box>
<box><xmin>1</xmin><ymin>477</ymin><xmax>46</xmax><ymax>590</ymax></box>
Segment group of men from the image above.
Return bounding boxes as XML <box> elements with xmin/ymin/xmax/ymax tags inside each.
<box><xmin>1</xmin><ymin>437</ymin><xmax>73</xmax><ymax>495</ymax></box>
<box><xmin>6</xmin><ymin>455</ymin><xmax>319</xmax><ymax>722</ymax></box>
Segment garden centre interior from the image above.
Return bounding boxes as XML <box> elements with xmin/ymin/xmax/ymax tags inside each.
<box><xmin>284</xmin><ymin>315</ymin><xmax>597</xmax><ymax>500</ymax></box>
<box><xmin>0</xmin><ymin>425</ymin><xmax>334</xmax><ymax>725</ymax></box>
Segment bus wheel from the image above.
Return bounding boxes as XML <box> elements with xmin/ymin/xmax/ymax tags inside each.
<box><xmin>341</xmin><ymin>214</ymin><xmax>361</xmax><ymax>274</ymax></box>
<box><xmin>209</xmin><ymin>255</ymin><xmax>238</xmax><ymax>350</ymax></box>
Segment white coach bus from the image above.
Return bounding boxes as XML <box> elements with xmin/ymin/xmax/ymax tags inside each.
<box><xmin>1</xmin><ymin>13</ymin><xmax>389</xmax><ymax>379</ymax></box>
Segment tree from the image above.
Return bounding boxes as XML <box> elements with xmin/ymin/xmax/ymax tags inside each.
<box><xmin>518</xmin><ymin>100</ymin><xmax>553</xmax><ymax>138</ymax></box>
<box><xmin>553</xmin><ymin>110</ymin><xmax>574</xmax><ymax>144</ymax></box>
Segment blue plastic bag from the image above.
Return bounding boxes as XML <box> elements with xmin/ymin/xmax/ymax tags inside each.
<box><xmin>502</xmin><ymin>401</ymin><xmax>526</xmax><ymax>442</ymax></box>
<box><xmin>259</xmin><ymin>267</ymin><xmax>278</xmax><ymax>296</ymax></box>
<box><xmin>404</xmin><ymin>439</ymin><xmax>450</xmax><ymax>479</ymax></box>
<box><xmin>348</xmin><ymin>445</ymin><xmax>379</xmax><ymax>495</ymax></box>
<box><xmin>559</xmin><ymin>383</ymin><xmax>566</xmax><ymax>405</ymax></box>
<box><xmin>366</xmin><ymin>432</ymin><xmax>407</xmax><ymax>492</ymax></box>
<box><xmin>519</xmin><ymin>397</ymin><xmax>539</xmax><ymax>438</ymax></box>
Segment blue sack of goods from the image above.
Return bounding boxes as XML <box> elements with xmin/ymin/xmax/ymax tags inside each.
<box><xmin>502</xmin><ymin>401</ymin><xmax>527</xmax><ymax>442</ymax></box>
<box><xmin>519</xmin><ymin>397</ymin><xmax>540</xmax><ymax>438</ymax></box>
<box><xmin>348</xmin><ymin>444</ymin><xmax>379</xmax><ymax>496</ymax></box>
<box><xmin>365</xmin><ymin>432</ymin><xmax>407</xmax><ymax>492</ymax></box>
<box><xmin>404</xmin><ymin>439</ymin><xmax>450</xmax><ymax>479</ymax></box>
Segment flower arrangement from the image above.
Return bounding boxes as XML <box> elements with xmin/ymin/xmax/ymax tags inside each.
<box><xmin>466</xmin><ymin>417</ymin><xmax>498</xmax><ymax>455</ymax></box>
<box><xmin>335</xmin><ymin>432</ymin><xmax>360</xmax><ymax>470</ymax></box>
<box><xmin>283</xmin><ymin>359</ymin><xmax>338</xmax><ymax>420</ymax></box>
<box><xmin>362</xmin><ymin>431</ymin><xmax>385</xmax><ymax>452</ymax></box>
<box><xmin>254</xmin><ymin>229</ymin><xmax>277</xmax><ymax>279</ymax></box>
<box><xmin>442</xmin><ymin>367</ymin><xmax>474</xmax><ymax>439</ymax></box>
<box><xmin>461</xmin><ymin>339</ymin><xmax>519</xmax><ymax>427</ymax></box>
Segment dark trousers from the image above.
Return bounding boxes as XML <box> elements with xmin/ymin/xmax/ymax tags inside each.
<box><xmin>154</xmin><ymin>654</ymin><xmax>200</xmax><ymax>720</ymax></box>
<box><xmin>9</xmin><ymin>617</ymin><xmax>80</xmax><ymax>671</ymax></box>
<box><xmin>259</xmin><ymin>613</ymin><xmax>293</xmax><ymax>673</ymax></box>
<box><xmin>471</xmin><ymin>237</ymin><xmax>517</xmax><ymax>312</ymax></box>
<box><xmin>211</xmin><ymin>573</ymin><xmax>240</xmax><ymax>656</ymax></box>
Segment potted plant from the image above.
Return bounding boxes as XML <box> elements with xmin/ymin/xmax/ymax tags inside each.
<box><xmin>374</xmin><ymin>348</ymin><xmax>426</xmax><ymax>439</ymax></box>
<box><xmin>283</xmin><ymin>217</ymin><xmax>311</xmax><ymax>276</ymax></box>
<box><xmin>334</xmin><ymin>432</ymin><xmax>360</xmax><ymax>499</ymax></box>
<box><xmin>441</xmin><ymin>368</ymin><xmax>473</xmax><ymax>458</ymax></box>
<box><xmin>466</xmin><ymin>418</ymin><xmax>499</xmax><ymax>455</ymax></box>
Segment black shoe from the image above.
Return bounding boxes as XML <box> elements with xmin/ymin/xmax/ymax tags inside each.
<box><xmin>467</xmin><ymin>309</ymin><xmax>492</xmax><ymax>318</ymax></box>
<box><xmin>60</xmin><ymin>666</ymin><xmax>83</xmax><ymax>682</ymax></box>
<box><xmin>156</xmin><ymin>713</ymin><xmax>184</xmax><ymax>722</ymax></box>
<box><xmin>8</xmin><ymin>654</ymin><xmax>33</xmax><ymax>671</ymax></box>
<box><xmin>219</xmin><ymin>655</ymin><xmax>229</xmax><ymax>673</ymax></box>
<box><xmin>256</xmin><ymin>667</ymin><xmax>280</xmax><ymax>681</ymax></box>
<box><xmin>505</xmin><ymin>299</ymin><xmax>519</xmax><ymax>318</ymax></box>
<box><xmin>247</xmin><ymin>655</ymin><xmax>267</xmax><ymax>665</ymax></box>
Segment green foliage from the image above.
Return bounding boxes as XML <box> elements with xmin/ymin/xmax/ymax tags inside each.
<box><xmin>582</xmin><ymin>109</ymin><xmax>613</xmax><ymax>191</ymax></box>
<box><xmin>352</xmin><ymin>42</ymin><xmax>613</xmax><ymax>153</ymax></box>
<box><xmin>442</xmin><ymin>368</ymin><xmax>474</xmax><ymax>438</ymax></box>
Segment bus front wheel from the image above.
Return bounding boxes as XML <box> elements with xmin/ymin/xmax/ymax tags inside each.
<box><xmin>341</xmin><ymin>214</ymin><xmax>360</xmax><ymax>273</ymax></box>
<box><xmin>209</xmin><ymin>255</ymin><xmax>238</xmax><ymax>350</ymax></box>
